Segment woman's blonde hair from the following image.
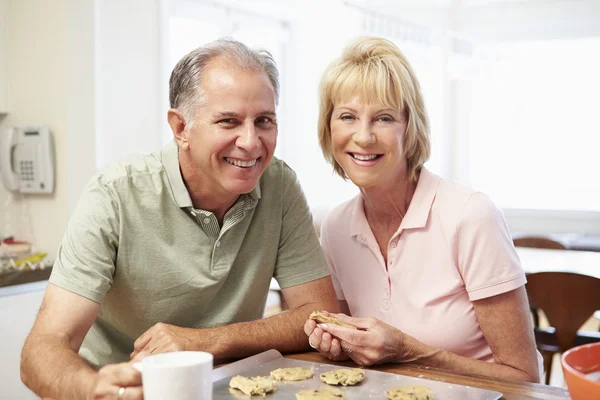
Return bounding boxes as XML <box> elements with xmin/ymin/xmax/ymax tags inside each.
<box><xmin>317</xmin><ymin>36</ymin><xmax>430</xmax><ymax>181</ymax></box>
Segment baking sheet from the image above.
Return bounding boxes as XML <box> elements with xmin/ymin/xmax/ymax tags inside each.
<box><xmin>213</xmin><ymin>351</ymin><xmax>502</xmax><ymax>399</ymax></box>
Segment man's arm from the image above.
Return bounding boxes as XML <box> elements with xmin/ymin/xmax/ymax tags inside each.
<box><xmin>21</xmin><ymin>283</ymin><xmax>142</xmax><ymax>399</ymax></box>
<box><xmin>132</xmin><ymin>276</ymin><xmax>339</xmax><ymax>361</ymax></box>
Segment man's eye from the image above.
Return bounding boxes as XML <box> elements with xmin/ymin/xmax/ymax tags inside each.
<box><xmin>218</xmin><ymin>118</ymin><xmax>237</xmax><ymax>125</ymax></box>
<box><xmin>256</xmin><ymin>117</ymin><xmax>275</xmax><ymax>125</ymax></box>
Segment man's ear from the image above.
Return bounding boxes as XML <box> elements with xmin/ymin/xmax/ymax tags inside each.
<box><xmin>167</xmin><ymin>109</ymin><xmax>189</xmax><ymax>150</ymax></box>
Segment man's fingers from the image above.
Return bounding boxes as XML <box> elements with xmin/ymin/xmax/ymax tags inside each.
<box><xmin>133</xmin><ymin>329</ymin><xmax>152</xmax><ymax>352</ymax></box>
<box><xmin>113</xmin><ymin>386</ymin><xmax>143</xmax><ymax>400</ymax></box>
<box><xmin>122</xmin><ymin>386</ymin><xmax>143</xmax><ymax>400</ymax></box>
<box><xmin>131</xmin><ymin>349</ymin><xmax>151</xmax><ymax>363</ymax></box>
<box><xmin>100</xmin><ymin>363</ymin><xmax>142</xmax><ymax>386</ymax></box>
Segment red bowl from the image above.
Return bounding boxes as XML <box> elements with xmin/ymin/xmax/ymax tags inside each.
<box><xmin>561</xmin><ymin>342</ymin><xmax>600</xmax><ymax>400</ymax></box>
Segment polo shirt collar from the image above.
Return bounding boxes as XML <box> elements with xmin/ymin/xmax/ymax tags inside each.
<box><xmin>160</xmin><ymin>140</ymin><xmax>262</xmax><ymax>209</ymax></box>
<box><xmin>349</xmin><ymin>167</ymin><xmax>439</xmax><ymax>237</ymax></box>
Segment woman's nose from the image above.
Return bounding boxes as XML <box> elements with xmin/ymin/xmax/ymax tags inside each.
<box><xmin>353</xmin><ymin>122</ymin><xmax>376</xmax><ymax>146</ymax></box>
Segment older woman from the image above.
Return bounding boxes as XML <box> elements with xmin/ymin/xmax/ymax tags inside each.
<box><xmin>305</xmin><ymin>36</ymin><xmax>541</xmax><ymax>383</ymax></box>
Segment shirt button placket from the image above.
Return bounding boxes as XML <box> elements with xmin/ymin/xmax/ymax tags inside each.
<box><xmin>382</xmin><ymin>299</ymin><xmax>391</xmax><ymax>311</ymax></box>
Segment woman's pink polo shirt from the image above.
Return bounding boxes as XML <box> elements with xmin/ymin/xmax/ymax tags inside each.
<box><xmin>320</xmin><ymin>168</ymin><xmax>527</xmax><ymax>362</ymax></box>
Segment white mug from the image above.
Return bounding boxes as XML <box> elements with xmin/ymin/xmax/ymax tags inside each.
<box><xmin>134</xmin><ymin>351</ymin><xmax>213</xmax><ymax>400</ymax></box>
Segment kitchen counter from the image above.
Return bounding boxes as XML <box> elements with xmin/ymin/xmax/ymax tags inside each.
<box><xmin>0</xmin><ymin>268</ymin><xmax>51</xmax><ymax>297</ymax></box>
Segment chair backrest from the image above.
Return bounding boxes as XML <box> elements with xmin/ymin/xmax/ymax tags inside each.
<box><xmin>514</xmin><ymin>237</ymin><xmax>567</xmax><ymax>250</ymax></box>
<box><xmin>526</xmin><ymin>272</ymin><xmax>600</xmax><ymax>352</ymax></box>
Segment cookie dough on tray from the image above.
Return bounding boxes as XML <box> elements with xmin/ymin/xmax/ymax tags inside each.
<box><xmin>270</xmin><ymin>367</ymin><xmax>314</xmax><ymax>381</ymax></box>
<box><xmin>296</xmin><ymin>387</ymin><xmax>345</xmax><ymax>399</ymax></box>
<box><xmin>385</xmin><ymin>385</ymin><xmax>435</xmax><ymax>400</ymax></box>
<box><xmin>319</xmin><ymin>368</ymin><xmax>365</xmax><ymax>386</ymax></box>
<box><xmin>229</xmin><ymin>375</ymin><xmax>275</xmax><ymax>396</ymax></box>
<box><xmin>309</xmin><ymin>311</ymin><xmax>357</xmax><ymax>330</ymax></box>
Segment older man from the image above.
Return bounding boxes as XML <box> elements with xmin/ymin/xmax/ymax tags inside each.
<box><xmin>21</xmin><ymin>39</ymin><xmax>338</xmax><ymax>400</ymax></box>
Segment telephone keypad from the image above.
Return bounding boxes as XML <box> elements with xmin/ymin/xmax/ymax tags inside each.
<box><xmin>19</xmin><ymin>160</ymin><xmax>35</xmax><ymax>182</ymax></box>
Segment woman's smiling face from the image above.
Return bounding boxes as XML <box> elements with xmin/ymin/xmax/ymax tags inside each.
<box><xmin>330</xmin><ymin>97</ymin><xmax>408</xmax><ymax>189</ymax></box>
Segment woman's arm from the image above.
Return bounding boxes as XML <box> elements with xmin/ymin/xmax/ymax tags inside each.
<box><xmin>318</xmin><ymin>287</ymin><xmax>540</xmax><ymax>383</ymax></box>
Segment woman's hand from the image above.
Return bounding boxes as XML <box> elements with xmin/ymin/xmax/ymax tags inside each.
<box><xmin>317</xmin><ymin>313</ymin><xmax>439</xmax><ymax>367</ymax></box>
<box><xmin>304</xmin><ymin>314</ymin><xmax>350</xmax><ymax>361</ymax></box>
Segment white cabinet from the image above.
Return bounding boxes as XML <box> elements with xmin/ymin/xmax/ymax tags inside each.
<box><xmin>0</xmin><ymin>0</ymin><xmax>8</xmax><ymax>113</ymax></box>
<box><xmin>0</xmin><ymin>281</ymin><xmax>47</xmax><ymax>400</ymax></box>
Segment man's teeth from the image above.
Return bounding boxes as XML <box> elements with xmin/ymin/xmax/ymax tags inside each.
<box><xmin>225</xmin><ymin>158</ymin><xmax>258</xmax><ymax>167</ymax></box>
<box><xmin>352</xmin><ymin>153</ymin><xmax>379</xmax><ymax>161</ymax></box>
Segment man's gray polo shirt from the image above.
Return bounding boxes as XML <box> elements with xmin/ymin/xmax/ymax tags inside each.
<box><xmin>49</xmin><ymin>141</ymin><xmax>329</xmax><ymax>367</ymax></box>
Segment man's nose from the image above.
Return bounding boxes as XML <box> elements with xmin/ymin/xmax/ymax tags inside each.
<box><xmin>236</xmin><ymin>123</ymin><xmax>261</xmax><ymax>151</ymax></box>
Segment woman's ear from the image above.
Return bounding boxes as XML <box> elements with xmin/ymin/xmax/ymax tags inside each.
<box><xmin>167</xmin><ymin>109</ymin><xmax>189</xmax><ymax>150</ymax></box>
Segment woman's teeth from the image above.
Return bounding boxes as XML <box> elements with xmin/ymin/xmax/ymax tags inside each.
<box><xmin>225</xmin><ymin>158</ymin><xmax>258</xmax><ymax>167</ymax></box>
<box><xmin>352</xmin><ymin>153</ymin><xmax>379</xmax><ymax>161</ymax></box>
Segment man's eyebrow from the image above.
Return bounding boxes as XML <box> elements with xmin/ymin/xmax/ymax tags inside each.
<box><xmin>213</xmin><ymin>111</ymin><xmax>241</xmax><ymax>119</ymax></box>
<box><xmin>213</xmin><ymin>110</ymin><xmax>277</xmax><ymax>118</ymax></box>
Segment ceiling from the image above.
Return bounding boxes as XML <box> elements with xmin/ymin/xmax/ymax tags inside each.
<box><xmin>351</xmin><ymin>0</ymin><xmax>557</xmax><ymax>9</ymax></box>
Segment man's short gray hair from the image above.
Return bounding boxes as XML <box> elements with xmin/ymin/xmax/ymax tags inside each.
<box><xmin>169</xmin><ymin>38</ymin><xmax>280</xmax><ymax>125</ymax></box>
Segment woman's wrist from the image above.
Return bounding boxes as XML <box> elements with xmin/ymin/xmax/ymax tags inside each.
<box><xmin>394</xmin><ymin>331</ymin><xmax>445</xmax><ymax>366</ymax></box>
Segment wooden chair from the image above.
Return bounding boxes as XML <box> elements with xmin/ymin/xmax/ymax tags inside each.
<box><xmin>514</xmin><ymin>237</ymin><xmax>567</xmax><ymax>328</ymax></box>
<box><xmin>514</xmin><ymin>237</ymin><xmax>567</xmax><ymax>250</ymax></box>
<box><xmin>525</xmin><ymin>272</ymin><xmax>600</xmax><ymax>385</ymax></box>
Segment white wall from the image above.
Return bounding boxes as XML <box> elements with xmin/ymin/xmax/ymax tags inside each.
<box><xmin>280</xmin><ymin>0</ymin><xmax>362</xmax><ymax>213</ymax></box>
<box><xmin>1</xmin><ymin>0</ymin><xmax>599</xmax><ymax>256</ymax></box>
<box><xmin>0</xmin><ymin>0</ymin><xmax>8</xmax><ymax>114</ymax></box>
<box><xmin>95</xmin><ymin>0</ymin><xmax>163</xmax><ymax>169</ymax></box>
<box><xmin>66</xmin><ymin>0</ymin><xmax>97</xmax><ymax>214</ymax></box>
<box><xmin>0</xmin><ymin>0</ymin><xmax>70</xmax><ymax>259</ymax></box>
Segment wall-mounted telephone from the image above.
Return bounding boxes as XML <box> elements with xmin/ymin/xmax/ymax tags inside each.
<box><xmin>0</xmin><ymin>126</ymin><xmax>55</xmax><ymax>194</ymax></box>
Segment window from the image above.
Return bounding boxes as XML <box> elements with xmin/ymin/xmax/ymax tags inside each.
<box><xmin>469</xmin><ymin>37</ymin><xmax>600</xmax><ymax>212</ymax></box>
<box><xmin>164</xmin><ymin>1</ymin><xmax>289</xmax><ymax>161</ymax></box>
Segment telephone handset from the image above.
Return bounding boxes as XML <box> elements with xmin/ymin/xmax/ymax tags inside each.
<box><xmin>0</xmin><ymin>126</ymin><xmax>55</xmax><ymax>194</ymax></box>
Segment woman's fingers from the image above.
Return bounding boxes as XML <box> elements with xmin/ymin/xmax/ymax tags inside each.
<box><xmin>308</xmin><ymin>326</ymin><xmax>324</xmax><ymax>349</ymax></box>
<box><xmin>304</xmin><ymin>319</ymin><xmax>317</xmax><ymax>337</ymax></box>
<box><xmin>317</xmin><ymin>323</ymin><xmax>368</xmax><ymax>347</ymax></box>
<box><xmin>330</xmin><ymin>337</ymin><xmax>342</xmax><ymax>359</ymax></box>
<box><xmin>333</xmin><ymin>313</ymin><xmax>374</xmax><ymax>330</ymax></box>
<box><xmin>320</xmin><ymin>332</ymin><xmax>332</xmax><ymax>353</ymax></box>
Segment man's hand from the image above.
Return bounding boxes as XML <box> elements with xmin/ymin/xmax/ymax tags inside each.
<box><xmin>131</xmin><ymin>323</ymin><xmax>198</xmax><ymax>360</ymax></box>
<box><xmin>304</xmin><ymin>312</ymin><xmax>350</xmax><ymax>361</ymax></box>
<box><xmin>88</xmin><ymin>362</ymin><xmax>142</xmax><ymax>400</ymax></box>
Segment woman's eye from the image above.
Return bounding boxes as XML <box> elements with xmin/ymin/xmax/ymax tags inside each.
<box><xmin>340</xmin><ymin>114</ymin><xmax>355</xmax><ymax>121</ymax></box>
<box><xmin>377</xmin><ymin>115</ymin><xmax>394</xmax><ymax>123</ymax></box>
